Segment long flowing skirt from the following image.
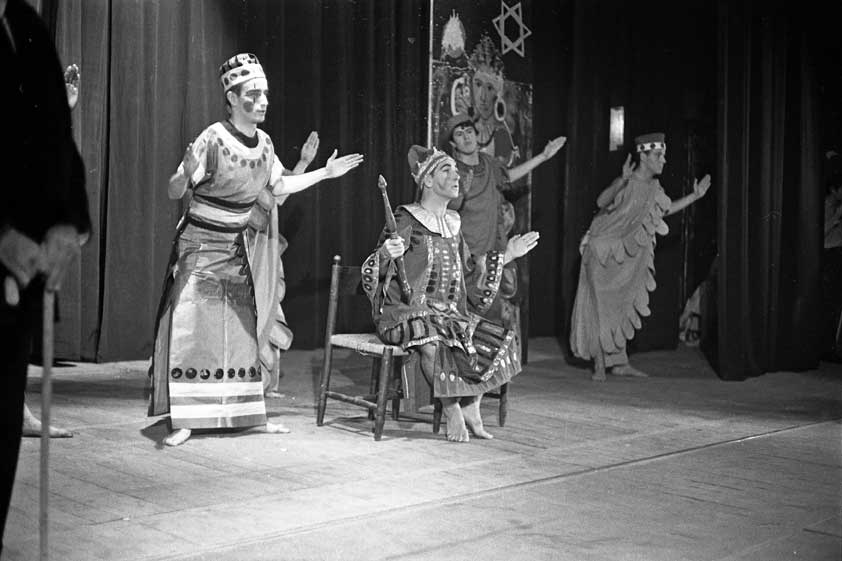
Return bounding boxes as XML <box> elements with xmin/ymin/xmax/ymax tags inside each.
<box><xmin>569</xmin><ymin>241</ymin><xmax>654</xmax><ymax>364</ymax></box>
<box><xmin>149</xmin><ymin>222</ymin><xmax>267</xmax><ymax>429</ymax></box>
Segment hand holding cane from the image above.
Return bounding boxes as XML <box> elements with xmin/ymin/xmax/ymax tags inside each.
<box><xmin>377</xmin><ymin>174</ymin><xmax>412</xmax><ymax>302</ymax></box>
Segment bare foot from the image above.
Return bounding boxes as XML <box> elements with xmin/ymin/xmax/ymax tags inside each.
<box><xmin>610</xmin><ymin>364</ymin><xmax>649</xmax><ymax>377</ymax></box>
<box><xmin>264</xmin><ymin>422</ymin><xmax>291</xmax><ymax>434</ymax></box>
<box><xmin>591</xmin><ymin>369</ymin><xmax>606</xmax><ymax>382</ymax></box>
<box><xmin>442</xmin><ymin>399</ymin><xmax>469</xmax><ymax>442</ymax></box>
<box><xmin>164</xmin><ymin>428</ymin><xmax>191</xmax><ymax>446</ymax></box>
<box><xmin>22</xmin><ymin>406</ymin><xmax>73</xmax><ymax>438</ymax></box>
<box><xmin>461</xmin><ymin>397</ymin><xmax>493</xmax><ymax>439</ymax></box>
<box><xmin>22</xmin><ymin>410</ymin><xmax>73</xmax><ymax>438</ymax></box>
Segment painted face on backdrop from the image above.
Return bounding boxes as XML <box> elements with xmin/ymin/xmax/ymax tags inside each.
<box><xmin>472</xmin><ymin>70</ymin><xmax>499</xmax><ymax>121</ymax></box>
<box><xmin>641</xmin><ymin>148</ymin><xmax>667</xmax><ymax>176</ymax></box>
<box><xmin>450</xmin><ymin>124</ymin><xmax>478</xmax><ymax>156</ymax></box>
<box><xmin>425</xmin><ymin>157</ymin><xmax>461</xmax><ymax>200</ymax></box>
<box><xmin>229</xmin><ymin>77</ymin><xmax>269</xmax><ymax>123</ymax></box>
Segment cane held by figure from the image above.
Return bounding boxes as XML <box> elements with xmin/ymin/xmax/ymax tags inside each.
<box><xmin>377</xmin><ymin>174</ymin><xmax>412</xmax><ymax>302</ymax></box>
<box><xmin>40</xmin><ymin>289</ymin><xmax>55</xmax><ymax>561</ymax></box>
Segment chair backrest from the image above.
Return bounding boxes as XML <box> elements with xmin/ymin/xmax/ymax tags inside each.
<box><xmin>323</xmin><ymin>255</ymin><xmax>374</xmax><ymax>343</ymax></box>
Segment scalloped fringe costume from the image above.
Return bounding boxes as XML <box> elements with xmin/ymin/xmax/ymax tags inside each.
<box><xmin>570</xmin><ymin>176</ymin><xmax>672</xmax><ymax>366</ymax></box>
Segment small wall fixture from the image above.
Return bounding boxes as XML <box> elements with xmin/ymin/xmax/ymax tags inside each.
<box><xmin>609</xmin><ymin>106</ymin><xmax>624</xmax><ymax>152</ymax></box>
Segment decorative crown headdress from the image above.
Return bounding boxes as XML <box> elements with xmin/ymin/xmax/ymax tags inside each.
<box><xmin>219</xmin><ymin>53</ymin><xmax>266</xmax><ymax>91</ymax></box>
<box><xmin>408</xmin><ymin>145</ymin><xmax>451</xmax><ymax>187</ymax></box>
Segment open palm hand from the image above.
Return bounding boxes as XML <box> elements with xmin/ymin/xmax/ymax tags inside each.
<box><xmin>325</xmin><ymin>150</ymin><xmax>364</xmax><ymax>179</ymax></box>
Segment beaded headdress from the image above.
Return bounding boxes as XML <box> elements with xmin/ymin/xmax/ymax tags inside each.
<box><xmin>219</xmin><ymin>53</ymin><xmax>266</xmax><ymax>91</ymax></box>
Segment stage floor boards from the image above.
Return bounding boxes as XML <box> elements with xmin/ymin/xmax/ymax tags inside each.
<box><xmin>3</xmin><ymin>339</ymin><xmax>841</xmax><ymax>561</ymax></box>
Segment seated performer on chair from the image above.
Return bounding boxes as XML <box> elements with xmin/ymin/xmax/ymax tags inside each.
<box><xmin>148</xmin><ymin>53</ymin><xmax>363</xmax><ymax>446</ymax></box>
<box><xmin>361</xmin><ymin>145</ymin><xmax>538</xmax><ymax>442</ymax></box>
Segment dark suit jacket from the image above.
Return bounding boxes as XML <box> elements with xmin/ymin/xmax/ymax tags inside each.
<box><xmin>0</xmin><ymin>0</ymin><xmax>91</xmax><ymax>259</ymax></box>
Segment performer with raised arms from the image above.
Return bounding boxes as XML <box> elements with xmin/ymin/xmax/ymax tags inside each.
<box><xmin>149</xmin><ymin>53</ymin><xmax>363</xmax><ymax>446</ymax></box>
<box><xmin>570</xmin><ymin>133</ymin><xmax>711</xmax><ymax>381</ymax></box>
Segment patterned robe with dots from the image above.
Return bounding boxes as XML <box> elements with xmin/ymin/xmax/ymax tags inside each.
<box><xmin>362</xmin><ymin>204</ymin><xmax>521</xmax><ymax>398</ymax></box>
<box><xmin>149</xmin><ymin>121</ymin><xmax>287</xmax><ymax>429</ymax></box>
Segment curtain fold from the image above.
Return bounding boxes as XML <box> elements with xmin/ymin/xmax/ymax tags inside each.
<box><xmin>50</xmin><ymin>0</ymin><xmax>428</xmax><ymax>359</ymax></box>
<box><xmin>97</xmin><ymin>1</ymin><xmax>244</xmax><ymax>361</ymax></box>
<box><xmin>271</xmin><ymin>0</ymin><xmax>429</xmax><ymax>348</ymax></box>
<box><xmin>51</xmin><ymin>0</ymin><xmax>109</xmax><ymax>360</ymax></box>
<box><xmin>704</xmin><ymin>1</ymin><xmax>822</xmax><ymax>379</ymax></box>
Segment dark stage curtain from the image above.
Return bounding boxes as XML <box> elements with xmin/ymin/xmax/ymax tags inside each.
<box><xmin>43</xmin><ymin>0</ymin><xmax>110</xmax><ymax>359</ymax></box>
<box><xmin>704</xmin><ymin>2</ymin><xmax>823</xmax><ymax>379</ymax></box>
<box><xmin>49</xmin><ymin>0</ymin><xmax>428</xmax><ymax>360</ymax></box>
<box><xmin>560</xmin><ymin>0</ymin><xmax>717</xmax><ymax>359</ymax></box>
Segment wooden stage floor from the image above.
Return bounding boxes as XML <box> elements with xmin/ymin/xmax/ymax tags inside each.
<box><xmin>3</xmin><ymin>338</ymin><xmax>841</xmax><ymax>561</ymax></box>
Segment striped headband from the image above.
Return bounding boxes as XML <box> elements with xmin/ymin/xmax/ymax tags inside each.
<box><xmin>636</xmin><ymin>141</ymin><xmax>666</xmax><ymax>153</ymax></box>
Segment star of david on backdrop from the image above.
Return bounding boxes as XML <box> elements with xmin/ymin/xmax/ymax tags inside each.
<box><xmin>492</xmin><ymin>1</ymin><xmax>532</xmax><ymax>57</ymax></box>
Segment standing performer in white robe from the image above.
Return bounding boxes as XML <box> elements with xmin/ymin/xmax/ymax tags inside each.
<box><xmin>149</xmin><ymin>53</ymin><xmax>363</xmax><ymax>446</ymax></box>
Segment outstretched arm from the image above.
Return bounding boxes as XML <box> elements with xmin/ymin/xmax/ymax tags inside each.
<box><xmin>272</xmin><ymin>149</ymin><xmax>363</xmax><ymax>196</ymax></box>
<box><xmin>666</xmin><ymin>174</ymin><xmax>711</xmax><ymax>216</ymax></box>
<box><xmin>596</xmin><ymin>154</ymin><xmax>634</xmax><ymax>209</ymax></box>
<box><xmin>508</xmin><ymin>135</ymin><xmax>567</xmax><ymax>183</ymax></box>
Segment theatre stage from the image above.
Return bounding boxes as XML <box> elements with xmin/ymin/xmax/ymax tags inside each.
<box><xmin>3</xmin><ymin>338</ymin><xmax>841</xmax><ymax>561</ymax></box>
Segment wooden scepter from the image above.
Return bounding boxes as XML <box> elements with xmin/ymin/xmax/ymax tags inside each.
<box><xmin>377</xmin><ymin>174</ymin><xmax>412</xmax><ymax>302</ymax></box>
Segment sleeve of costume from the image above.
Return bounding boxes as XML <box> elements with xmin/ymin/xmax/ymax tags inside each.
<box><xmin>175</xmin><ymin>128</ymin><xmax>212</xmax><ymax>188</ymax></box>
<box><xmin>247</xmin><ymin>187</ymin><xmax>275</xmax><ymax>232</ymax></box>
<box><xmin>605</xmin><ymin>176</ymin><xmax>630</xmax><ymax>211</ymax></box>
<box><xmin>492</xmin><ymin>157</ymin><xmax>513</xmax><ymax>192</ymax></box>
<box><xmin>269</xmin><ymin>153</ymin><xmax>290</xmax><ymax>206</ymax></box>
<box><xmin>361</xmin><ymin>208</ymin><xmax>413</xmax><ymax>306</ymax></box>
<box><xmin>461</xmin><ymin>234</ymin><xmax>506</xmax><ymax>315</ymax></box>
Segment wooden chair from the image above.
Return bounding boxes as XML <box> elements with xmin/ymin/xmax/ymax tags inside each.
<box><xmin>316</xmin><ymin>255</ymin><xmax>442</xmax><ymax>440</ymax></box>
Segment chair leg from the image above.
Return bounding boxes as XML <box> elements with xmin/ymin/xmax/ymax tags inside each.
<box><xmin>391</xmin><ymin>360</ymin><xmax>401</xmax><ymax>421</ymax></box>
<box><xmin>316</xmin><ymin>343</ymin><xmax>334</xmax><ymax>426</ymax></box>
<box><xmin>391</xmin><ymin>397</ymin><xmax>401</xmax><ymax>421</ymax></box>
<box><xmin>499</xmin><ymin>382</ymin><xmax>508</xmax><ymax>427</ymax></box>
<box><xmin>432</xmin><ymin>398</ymin><xmax>442</xmax><ymax>435</ymax></box>
<box><xmin>367</xmin><ymin>358</ymin><xmax>381</xmax><ymax>421</ymax></box>
<box><xmin>373</xmin><ymin>349</ymin><xmax>392</xmax><ymax>441</ymax></box>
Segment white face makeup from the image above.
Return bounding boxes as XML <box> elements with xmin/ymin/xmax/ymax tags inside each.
<box><xmin>427</xmin><ymin>157</ymin><xmax>461</xmax><ymax>200</ymax></box>
<box><xmin>230</xmin><ymin>77</ymin><xmax>269</xmax><ymax>123</ymax></box>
